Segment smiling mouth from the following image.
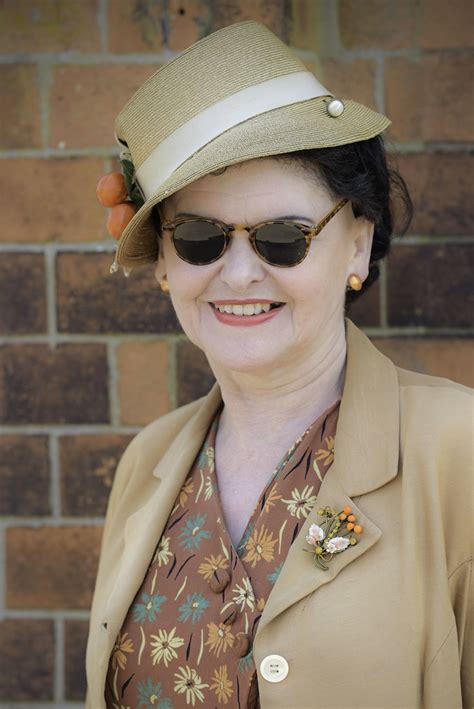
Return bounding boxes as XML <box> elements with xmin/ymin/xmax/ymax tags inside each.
<box><xmin>210</xmin><ymin>302</ymin><xmax>285</xmax><ymax>316</ymax></box>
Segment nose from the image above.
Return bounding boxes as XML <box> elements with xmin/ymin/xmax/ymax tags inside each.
<box><xmin>218</xmin><ymin>228</ymin><xmax>266</xmax><ymax>291</ymax></box>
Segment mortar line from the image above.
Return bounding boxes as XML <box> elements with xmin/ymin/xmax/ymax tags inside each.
<box><xmin>44</xmin><ymin>243</ymin><xmax>58</xmax><ymax>345</ymax></box>
<box><xmin>1</xmin><ymin>609</ymin><xmax>90</xmax><ymax>620</ymax></box>
<box><xmin>0</xmin><ymin>242</ymin><xmax>116</xmax><ymax>252</ymax></box>
<box><xmin>374</xmin><ymin>53</ymin><xmax>385</xmax><ymax>114</ymax></box>
<box><xmin>319</xmin><ymin>0</ymin><xmax>341</xmax><ymax>58</ymax></box>
<box><xmin>0</xmin><ymin>517</ymin><xmax>107</xmax><ymax>527</ymax></box>
<box><xmin>0</xmin><ymin>51</ymin><xmax>176</xmax><ymax>64</ymax></box>
<box><xmin>108</xmin><ymin>340</ymin><xmax>121</xmax><ymax>426</ymax></box>
<box><xmin>54</xmin><ymin>617</ymin><xmax>65</xmax><ymax>703</ymax></box>
<box><xmin>0</xmin><ymin>45</ymin><xmax>470</xmax><ymax>65</ymax></box>
<box><xmin>49</xmin><ymin>434</ymin><xmax>61</xmax><ymax>517</ymax></box>
<box><xmin>98</xmin><ymin>0</ymin><xmax>108</xmax><ymax>54</ymax></box>
<box><xmin>0</xmin><ymin>236</ymin><xmax>473</xmax><ymax>254</ymax></box>
<box><xmin>0</xmin><ymin>147</ymin><xmax>122</xmax><ymax>158</ymax></box>
<box><xmin>0</xmin><ymin>703</ymin><xmax>83</xmax><ymax>709</ymax></box>
<box><xmin>1</xmin><ymin>143</ymin><xmax>473</xmax><ymax>159</ymax></box>
<box><xmin>37</xmin><ymin>60</ymin><xmax>52</xmax><ymax>149</ymax></box>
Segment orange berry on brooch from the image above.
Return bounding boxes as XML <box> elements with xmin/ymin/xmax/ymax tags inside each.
<box><xmin>346</xmin><ymin>522</ymin><xmax>354</xmax><ymax>531</ymax></box>
<box><xmin>343</xmin><ymin>506</ymin><xmax>352</xmax><ymax>515</ymax></box>
<box><xmin>339</xmin><ymin>513</ymin><xmax>347</xmax><ymax>521</ymax></box>
<box><xmin>106</xmin><ymin>202</ymin><xmax>138</xmax><ymax>240</ymax></box>
<box><xmin>97</xmin><ymin>172</ymin><xmax>128</xmax><ymax>207</ymax></box>
<box><xmin>354</xmin><ymin>524</ymin><xmax>363</xmax><ymax>534</ymax></box>
<box><xmin>347</xmin><ymin>514</ymin><xmax>356</xmax><ymax>522</ymax></box>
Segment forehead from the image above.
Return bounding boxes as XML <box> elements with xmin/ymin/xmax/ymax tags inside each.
<box><xmin>165</xmin><ymin>158</ymin><xmax>330</xmax><ymax>219</ymax></box>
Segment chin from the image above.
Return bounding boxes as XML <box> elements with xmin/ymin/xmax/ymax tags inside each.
<box><xmin>205</xmin><ymin>345</ymin><xmax>285</xmax><ymax>376</ymax></box>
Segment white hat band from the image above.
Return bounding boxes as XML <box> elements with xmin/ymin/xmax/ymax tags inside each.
<box><xmin>135</xmin><ymin>71</ymin><xmax>331</xmax><ymax>199</ymax></box>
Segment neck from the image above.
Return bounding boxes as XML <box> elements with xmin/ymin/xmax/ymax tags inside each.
<box><xmin>209</xmin><ymin>319</ymin><xmax>347</xmax><ymax>458</ymax></box>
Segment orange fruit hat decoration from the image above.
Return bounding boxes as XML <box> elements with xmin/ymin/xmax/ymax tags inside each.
<box><xmin>96</xmin><ymin>172</ymin><xmax>136</xmax><ymax>240</ymax></box>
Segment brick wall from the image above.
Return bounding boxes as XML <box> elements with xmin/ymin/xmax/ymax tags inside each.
<box><xmin>0</xmin><ymin>0</ymin><xmax>473</xmax><ymax>705</ymax></box>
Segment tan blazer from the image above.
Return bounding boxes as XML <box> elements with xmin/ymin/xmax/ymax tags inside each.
<box><xmin>86</xmin><ymin>318</ymin><xmax>473</xmax><ymax>708</ymax></box>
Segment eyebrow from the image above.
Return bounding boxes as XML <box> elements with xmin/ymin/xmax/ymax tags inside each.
<box><xmin>174</xmin><ymin>211</ymin><xmax>314</xmax><ymax>224</ymax></box>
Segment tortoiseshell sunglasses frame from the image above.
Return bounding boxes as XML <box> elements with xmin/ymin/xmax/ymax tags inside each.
<box><xmin>160</xmin><ymin>198</ymin><xmax>348</xmax><ymax>267</ymax></box>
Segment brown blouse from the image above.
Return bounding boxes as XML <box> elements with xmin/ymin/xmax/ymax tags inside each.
<box><xmin>105</xmin><ymin>398</ymin><xmax>340</xmax><ymax>709</ymax></box>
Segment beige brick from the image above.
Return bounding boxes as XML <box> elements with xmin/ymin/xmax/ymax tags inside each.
<box><xmin>288</xmin><ymin>0</ymin><xmax>320</xmax><ymax>51</ymax></box>
<box><xmin>210</xmin><ymin>0</ymin><xmax>287</xmax><ymax>39</ymax></box>
<box><xmin>0</xmin><ymin>253</ymin><xmax>47</xmax><ymax>333</ymax></box>
<box><xmin>0</xmin><ymin>343</ymin><xmax>109</xmax><ymax>424</ymax></box>
<box><xmin>387</xmin><ymin>244</ymin><xmax>474</xmax><ymax>328</ymax></box>
<box><xmin>60</xmin><ymin>433</ymin><xmax>134</xmax><ymax>516</ymax></box>
<box><xmin>395</xmin><ymin>153</ymin><xmax>473</xmax><ymax>236</ymax></box>
<box><xmin>339</xmin><ymin>0</ymin><xmax>417</xmax><ymax>49</ymax></box>
<box><xmin>0</xmin><ymin>157</ymin><xmax>106</xmax><ymax>243</ymax></box>
<box><xmin>0</xmin><ymin>435</ymin><xmax>50</xmax><ymax>515</ymax></box>
<box><xmin>0</xmin><ymin>619</ymin><xmax>54</xmax><ymax>700</ymax></box>
<box><xmin>385</xmin><ymin>54</ymin><xmax>474</xmax><ymax>142</ymax></box>
<box><xmin>372</xmin><ymin>338</ymin><xmax>474</xmax><ymax>388</ymax></box>
<box><xmin>0</xmin><ymin>0</ymin><xmax>100</xmax><ymax>52</ymax></box>
<box><xmin>117</xmin><ymin>340</ymin><xmax>171</xmax><ymax>425</ymax></box>
<box><xmin>50</xmin><ymin>64</ymin><xmax>160</xmax><ymax>148</ymax></box>
<box><xmin>322</xmin><ymin>58</ymin><xmax>377</xmax><ymax>110</ymax></box>
<box><xmin>56</xmin><ymin>252</ymin><xmax>181</xmax><ymax>333</ymax></box>
<box><xmin>177</xmin><ymin>339</ymin><xmax>215</xmax><ymax>406</ymax></box>
<box><xmin>6</xmin><ymin>526</ymin><xmax>102</xmax><ymax>609</ymax></box>
<box><xmin>167</xmin><ymin>0</ymin><xmax>212</xmax><ymax>51</ymax></box>
<box><xmin>64</xmin><ymin>620</ymin><xmax>89</xmax><ymax>701</ymax></box>
<box><xmin>107</xmin><ymin>0</ymin><xmax>166</xmax><ymax>53</ymax></box>
<box><xmin>0</xmin><ymin>65</ymin><xmax>41</xmax><ymax>149</ymax></box>
<box><xmin>420</xmin><ymin>0</ymin><xmax>474</xmax><ymax>48</ymax></box>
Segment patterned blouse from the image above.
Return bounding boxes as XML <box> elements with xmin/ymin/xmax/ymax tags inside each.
<box><xmin>105</xmin><ymin>398</ymin><xmax>340</xmax><ymax>709</ymax></box>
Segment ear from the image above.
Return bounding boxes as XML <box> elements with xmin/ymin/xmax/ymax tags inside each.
<box><xmin>347</xmin><ymin>216</ymin><xmax>374</xmax><ymax>283</ymax></box>
<box><xmin>154</xmin><ymin>245</ymin><xmax>166</xmax><ymax>283</ymax></box>
<box><xmin>153</xmin><ymin>202</ymin><xmax>167</xmax><ymax>283</ymax></box>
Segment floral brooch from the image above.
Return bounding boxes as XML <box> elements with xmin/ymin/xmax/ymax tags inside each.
<box><xmin>304</xmin><ymin>506</ymin><xmax>363</xmax><ymax>571</ymax></box>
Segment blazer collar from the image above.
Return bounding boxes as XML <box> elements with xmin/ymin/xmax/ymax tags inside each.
<box><xmin>152</xmin><ymin>316</ymin><xmax>400</xmax><ymax>497</ymax></box>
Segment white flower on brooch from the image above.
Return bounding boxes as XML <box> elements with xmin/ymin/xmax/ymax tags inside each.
<box><xmin>324</xmin><ymin>536</ymin><xmax>350</xmax><ymax>553</ymax></box>
<box><xmin>303</xmin><ymin>506</ymin><xmax>363</xmax><ymax>571</ymax></box>
<box><xmin>305</xmin><ymin>524</ymin><xmax>325</xmax><ymax>546</ymax></box>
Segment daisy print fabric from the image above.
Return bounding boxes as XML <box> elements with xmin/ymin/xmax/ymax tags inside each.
<box><xmin>104</xmin><ymin>399</ymin><xmax>340</xmax><ymax>708</ymax></box>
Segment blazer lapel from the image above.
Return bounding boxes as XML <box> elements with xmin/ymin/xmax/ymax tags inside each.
<box><xmin>101</xmin><ymin>382</ymin><xmax>222</xmax><ymax>661</ymax></box>
<box><xmin>256</xmin><ymin>318</ymin><xmax>400</xmax><ymax>638</ymax></box>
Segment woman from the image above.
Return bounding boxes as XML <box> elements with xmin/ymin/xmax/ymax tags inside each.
<box><xmin>87</xmin><ymin>20</ymin><xmax>472</xmax><ymax>709</ymax></box>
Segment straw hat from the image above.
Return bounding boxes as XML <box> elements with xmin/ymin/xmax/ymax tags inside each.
<box><xmin>111</xmin><ymin>20</ymin><xmax>390</xmax><ymax>274</ymax></box>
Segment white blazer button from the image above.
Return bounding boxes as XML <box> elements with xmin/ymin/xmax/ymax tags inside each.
<box><xmin>259</xmin><ymin>654</ymin><xmax>289</xmax><ymax>682</ymax></box>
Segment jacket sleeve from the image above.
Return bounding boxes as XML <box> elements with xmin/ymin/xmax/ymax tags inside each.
<box><xmin>449</xmin><ymin>558</ymin><xmax>473</xmax><ymax>709</ymax></box>
<box><xmin>85</xmin><ymin>435</ymin><xmax>140</xmax><ymax>708</ymax></box>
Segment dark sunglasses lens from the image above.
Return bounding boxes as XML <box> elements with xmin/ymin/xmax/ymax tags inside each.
<box><xmin>255</xmin><ymin>223</ymin><xmax>308</xmax><ymax>266</ymax></box>
<box><xmin>173</xmin><ymin>221</ymin><xmax>226</xmax><ymax>264</ymax></box>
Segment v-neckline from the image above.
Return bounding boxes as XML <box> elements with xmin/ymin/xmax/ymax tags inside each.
<box><xmin>207</xmin><ymin>399</ymin><xmax>341</xmax><ymax>558</ymax></box>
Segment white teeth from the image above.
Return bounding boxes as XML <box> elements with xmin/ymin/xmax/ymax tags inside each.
<box><xmin>213</xmin><ymin>302</ymin><xmax>280</xmax><ymax>316</ymax></box>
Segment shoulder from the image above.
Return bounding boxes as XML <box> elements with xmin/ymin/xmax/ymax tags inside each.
<box><xmin>396</xmin><ymin>365</ymin><xmax>472</xmax><ymax>438</ymax></box>
<box><xmin>110</xmin><ymin>393</ymin><xmax>211</xmax><ymax>498</ymax></box>
<box><xmin>395</xmin><ymin>367</ymin><xmax>473</xmax><ymax>569</ymax></box>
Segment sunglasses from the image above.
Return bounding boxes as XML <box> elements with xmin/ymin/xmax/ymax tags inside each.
<box><xmin>160</xmin><ymin>198</ymin><xmax>348</xmax><ymax>268</ymax></box>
